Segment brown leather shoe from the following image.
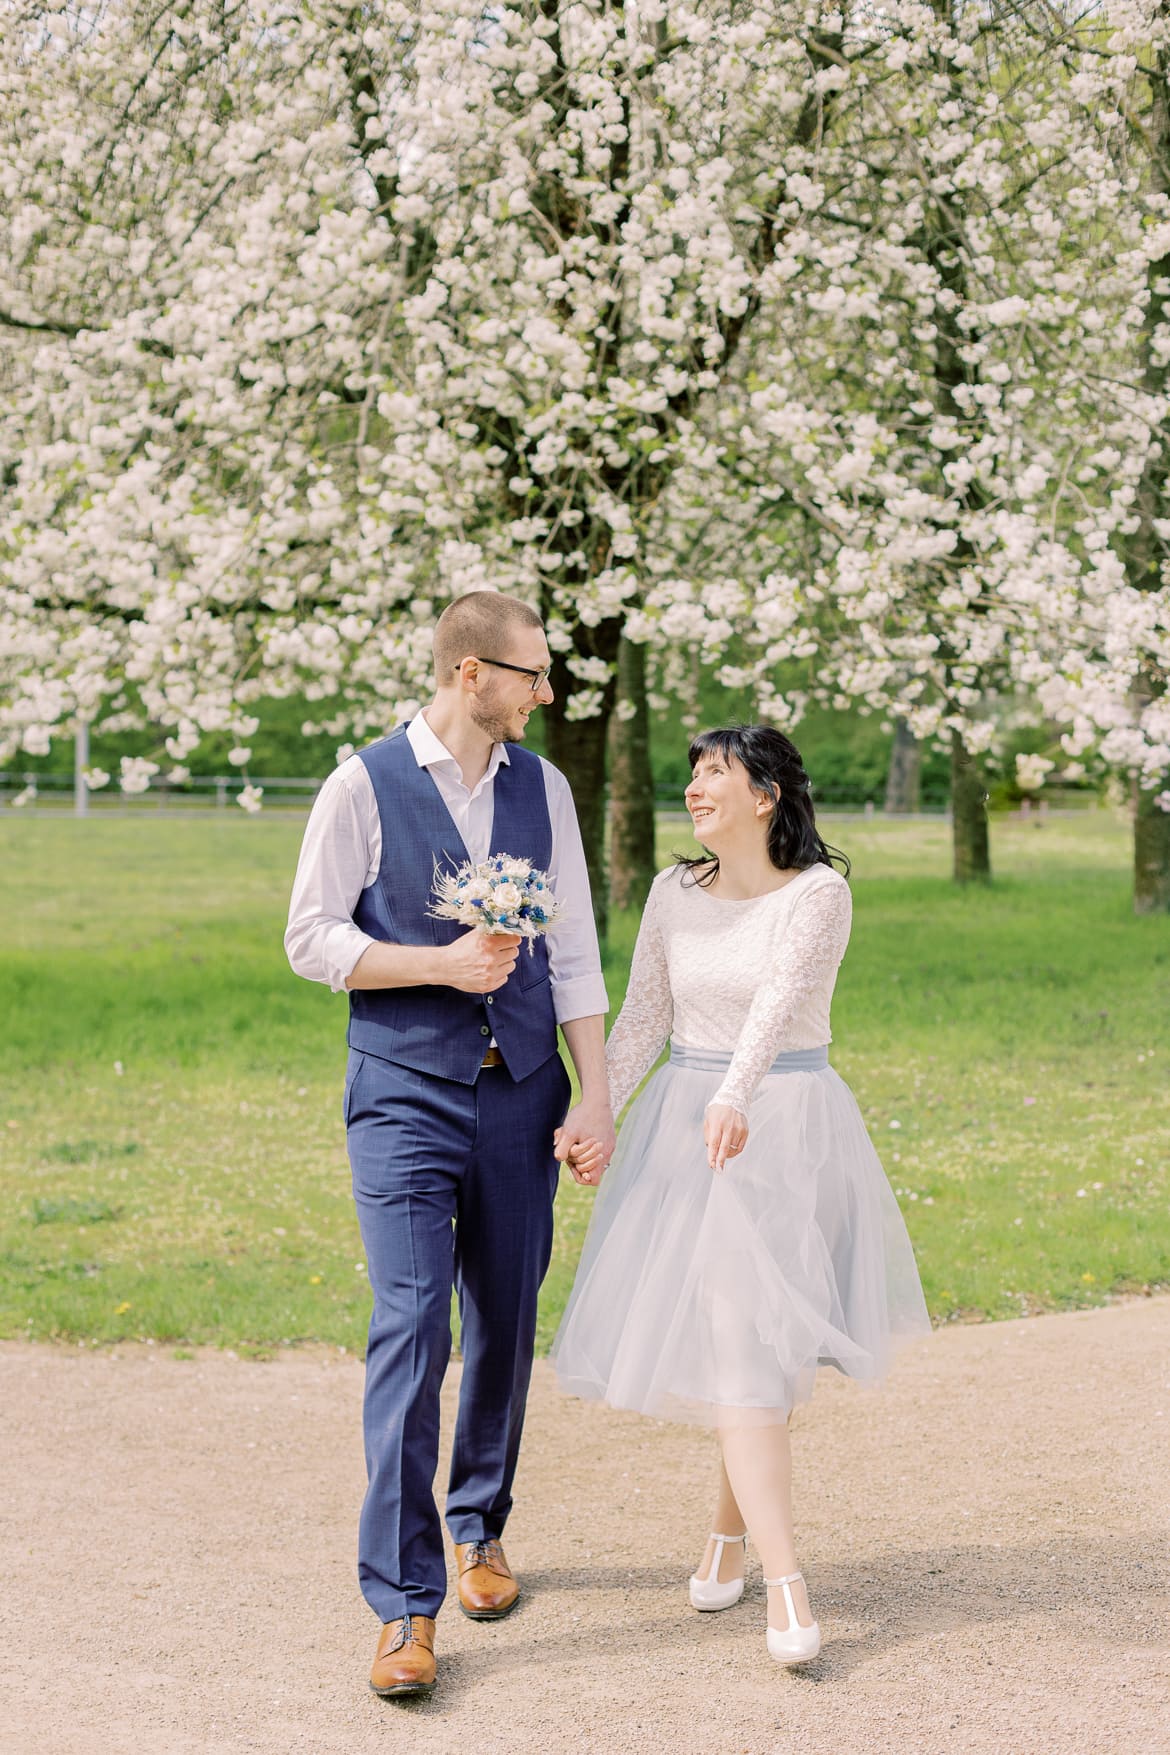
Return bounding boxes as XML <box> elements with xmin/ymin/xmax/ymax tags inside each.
<box><xmin>369</xmin><ymin>1615</ymin><xmax>436</xmax><ymax>1698</ymax></box>
<box><xmin>454</xmin><ymin>1538</ymin><xmax>520</xmax><ymax>1620</ymax></box>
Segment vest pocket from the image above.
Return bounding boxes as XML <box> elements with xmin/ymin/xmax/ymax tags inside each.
<box><xmin>517</xmin><ymin>940</ymin><xmax>550</xmax><ymax>990</ymax></box>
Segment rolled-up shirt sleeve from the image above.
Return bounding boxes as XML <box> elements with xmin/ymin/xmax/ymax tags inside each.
<box><xmin>284</xmin><ymin>759</ymin><xmax>380</xmax><ymax>992</ymax></box>
<box><xmin>540</xmin><ymin>759</ymin><xmax>609</xmax><ymax>1024</ymax></box>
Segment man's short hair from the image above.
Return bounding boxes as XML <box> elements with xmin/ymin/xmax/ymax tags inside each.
<box><xmin>433</xmin><ymin>591</ymin><xmax>544</xmax><ymax>680</ymax></box>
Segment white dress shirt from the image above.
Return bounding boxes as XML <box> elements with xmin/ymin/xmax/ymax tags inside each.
<box><xmin>284</xmin><ymin>712</ymin><xmax>609</xmax><ymax>1024</ymax></box>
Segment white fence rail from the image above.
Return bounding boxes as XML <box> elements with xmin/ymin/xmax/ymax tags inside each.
<box><xmin>0</xmin><ymin>771</ymin><xmax>326</xmax><ymax>813</ymax></box>
<box><xmin>1</xmin><ymin>769</ymin><xmax>1099</xmax><ymax>819</ymax></box>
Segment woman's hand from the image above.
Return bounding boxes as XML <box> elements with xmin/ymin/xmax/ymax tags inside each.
<box><xmin>554</xmin><ymin>1131</ymin><xmax>607</xmax><ymax>1186</ymax></box>
<box><xmin>704</xmin><ymin>1103</ymin><xmax>748</xmax><ymax>1173</ymax></box>
<box><xmin>554</xmin><ymin>1097</ymin><xmax>615</xmax><ymax>1187</ymax></box>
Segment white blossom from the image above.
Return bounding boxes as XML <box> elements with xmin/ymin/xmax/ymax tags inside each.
<box><xmin>119</xmin><ymin>758</ymin><xmax>160</xmax><ymax>796</ymax></box>
<box><xmin>1015</xmin><ymin>753</ymin><xmax>1056</xmax><ymax>792</ymax></box>
<box><xmin>0</xmin><ymin>0</ymin><xmax>1165</xmax><ymax>815</ymax></box>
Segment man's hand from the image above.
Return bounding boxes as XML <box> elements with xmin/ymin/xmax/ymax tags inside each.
<box><xmin>439</xmin><ymin>928</ymin><xmax>522</xmax><ymax>993</ymax></box>
<box><xmin>554</xmin><ymin>1100</ymin><xmax>616</xmax><ymax>1187</ymax></box>
<box><xmin>704</xmin><ymin>1103</ymin><xmax>748</xmax><ymax>1174</ymax></box>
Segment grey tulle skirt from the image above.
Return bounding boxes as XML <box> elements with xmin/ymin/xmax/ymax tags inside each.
<box><xmin>552</xmin><ymin>1046</ymin><xmax>931</xmax><ymax>1427</ymax></box>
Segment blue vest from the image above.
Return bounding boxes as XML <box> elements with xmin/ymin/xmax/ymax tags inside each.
<box><xmin>347</xmin><ymin>724</ymin><xmax>559</xmax><ymax>1084</ymax></box>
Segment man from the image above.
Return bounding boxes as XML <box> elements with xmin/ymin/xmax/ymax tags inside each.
<box><xmin>285</xmin><ymin>590</ymin><xmax>615</xmax><ymax>1698</ymax></box>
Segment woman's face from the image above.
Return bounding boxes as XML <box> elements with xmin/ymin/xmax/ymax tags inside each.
<box><xmin>684</xmin><ymin>749</ymin><xmax>771</xmax><ymax>846</ymax></box>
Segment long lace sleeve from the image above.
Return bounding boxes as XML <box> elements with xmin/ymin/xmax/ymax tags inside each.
<box><xmin>711</xmin><ymin>877</ymin><xmax>852</xmax><ymax>1119</ymax></box>
<box><xmin>605</xmin><ymin>873</ymin><xmax>674</xmax><ymax>1116</ymax></box>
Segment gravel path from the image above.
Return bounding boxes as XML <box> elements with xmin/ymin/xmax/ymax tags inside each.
<box><xmin>3</xmin><ymin>1300</ymin><xmax>1169</xmax><ymax>1755</ymax></box>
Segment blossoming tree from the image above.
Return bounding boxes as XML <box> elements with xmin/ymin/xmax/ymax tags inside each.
<box><xmin>2</xmin><ymin>0</ymin><xmax>1168</xmax><ymax>922</ymax></box>
<box><xmin>664</xmin><ymin>0</ymin><xmax>1170</xmax><ymax>888</ymax></box>
<box><xmin>1030</xmin><ymin>0</ymin><xmax>1170</xmax><ymax>914</ymax></box>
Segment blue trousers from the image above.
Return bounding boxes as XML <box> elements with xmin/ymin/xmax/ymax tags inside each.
<box><xmin>345</xmin><ymin>1045</ymin><xmax>570</xmax><ymax>1622</ymax></box>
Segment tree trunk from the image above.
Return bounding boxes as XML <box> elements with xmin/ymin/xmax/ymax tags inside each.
<box><xmin>1125</xmin><ymin>43</ymin><xmax>1170</xmax><ymax>911</ymax></box>
<box><xmin>606</xmin><ymin>636</ymin><xmax>657</xmax><ymax>914</ymax></box>
<box><xmin>950</xmin><ymin>731</ymin><xmax>990</xmax><ymax>884</ymax></box>
<box><xmin>545</xmin><ymin>701</ymin><xmax>610</xmax><ymax>939</ymax></box>
<box><xmin>541</xmin><ymin>607</ymin><xmax>623</xmax><ymax>941</ymax></box>
<box><xmin>884</xmin><ymin>717</ymin><xmax>921</xmax><ymax>815</ymax></box>
<box><xmin>1135</xmin><ymin>781</ymin><xmax>1170</xmax><ymax>914</ymax></box>
<box><xmin>74</xmin><ymin>717</ymin><xmax>90</xmax><ymax>818</ymax></box>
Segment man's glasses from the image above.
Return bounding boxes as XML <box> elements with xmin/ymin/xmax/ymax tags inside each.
<box><xmin>467</xmin><ymin>656</ymin><xmax>552</xmax><ymax>694</ymax></box>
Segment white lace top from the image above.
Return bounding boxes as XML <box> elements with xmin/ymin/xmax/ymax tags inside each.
<box><xmin>605</xmin><ymin>861</ymin><xmax>853</xmax><ymax>1120</ymax></box>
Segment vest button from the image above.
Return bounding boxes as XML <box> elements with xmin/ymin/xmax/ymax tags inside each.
<box><xmin>480</xmin><ymin>1024</ymin><xmax>490</xmax><ymax>1036</ymax></box>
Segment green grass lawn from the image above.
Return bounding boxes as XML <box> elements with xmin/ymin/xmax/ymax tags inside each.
<box><xmin>1</xmin><ymin>809</ymin><xmax>1167</xmax><ymax>1357</ymax></box>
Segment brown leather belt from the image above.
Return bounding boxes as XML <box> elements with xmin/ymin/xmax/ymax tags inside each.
<box><xmin>481</xmin><ymin>1046</ymin><xmax>504</xmax><ymax>1068</ymax></box>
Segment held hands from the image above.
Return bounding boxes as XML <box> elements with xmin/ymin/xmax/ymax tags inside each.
<box><xmin>704</xmin><ymin>1103</ymin><xmax>748</xmax><ymax>1174</ymax></box>
<box><xmin>554</xmin><ymin>1100</ymin><xmax>616</xmax><ymax>1188</ymax></box>
<box><xmin>440</xmin><ymin>927</ymin><xmax>522</xmax><ymax>993</ymax></box>
<box><xmin>555</xmin><ymin>1099</ymin><xmax>748</xmax><ymax>1182</ymax></box>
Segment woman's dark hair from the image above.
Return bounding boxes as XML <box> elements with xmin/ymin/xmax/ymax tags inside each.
<box><xmin>676</xmin><ymin>723</ymin><xmax>850</xmax><ymax>886</ymax></box>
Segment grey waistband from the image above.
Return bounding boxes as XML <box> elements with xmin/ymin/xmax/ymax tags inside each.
<box><xmin>668</xmin><ymin>1043</ymin><xmax>829</xmax><ymax>1075</ymax></box>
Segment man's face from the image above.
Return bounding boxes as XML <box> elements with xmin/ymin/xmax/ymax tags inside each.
<box><xmin>466</xmin><ymin>630</ymin><xmax>555</xmax><ymax>744</ymax></box>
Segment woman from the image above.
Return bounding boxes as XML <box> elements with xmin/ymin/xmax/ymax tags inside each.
<box><xmin>553</xmin><ymin>725</ymin><xmax>930</xmax><ymax>1665</ymax></box>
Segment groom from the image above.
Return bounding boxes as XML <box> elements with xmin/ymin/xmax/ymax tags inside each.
<box><xmin>285</xmin><ymin>590</ymin><xmax>614</xmax><ymax>1697</ymax></box>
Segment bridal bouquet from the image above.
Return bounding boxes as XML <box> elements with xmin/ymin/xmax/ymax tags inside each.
<box><xmin>428</xmin><ymin>854</ymin><xmax>564</xmax><ymax>950</ymax></box>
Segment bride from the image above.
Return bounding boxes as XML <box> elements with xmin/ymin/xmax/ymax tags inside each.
<box><xmin>553</xmin><ymin>723</ymin><xmax>930</xmax><ymax>1665</ymax></box>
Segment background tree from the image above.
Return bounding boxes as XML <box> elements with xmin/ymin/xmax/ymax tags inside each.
<box><xmin>1114</xmin><ymin>4</ymin><xmax>1170</xmax><ymax>913</ymax></box>
<box><xmin>607</xmin><ymin>633</ymin><xmax>657</xmax><ymax>910</ymax></box>
<box><xmin>884</xmin><ymin>719</ymin><xmax>922</xmax><ymax>815</ymax></box>
<box><xmin>2</xmin><ymin>0</ymin><xmax>1168</xmax><ymax>922</ymax></box>
<box><xmin>694</xmin><ymin>0</ymin><xmax>1163</xmax><ymax>884</ymax></box>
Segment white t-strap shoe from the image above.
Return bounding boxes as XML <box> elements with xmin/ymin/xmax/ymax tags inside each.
<box><xmin>689</xmin><ymin>1531</ymin><xmax>747</xmax><ymax>1610</ymax></box>
<box><xmin>764</xmin><ymin>1571</ymin><xmax>821</xmax><ymax>1664</ymax></box>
